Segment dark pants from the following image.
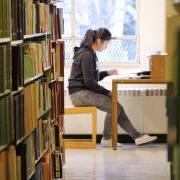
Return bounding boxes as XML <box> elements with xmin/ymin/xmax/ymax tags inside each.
<box><xmin>70</xmin><ymin>90</ymin><xmax>141</xmax><ymax>140</ymax></box>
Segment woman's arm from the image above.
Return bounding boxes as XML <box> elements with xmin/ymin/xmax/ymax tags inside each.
<box><xmin>99</xmin><ymin>69</ymin><xmax>119</xmax><ymax>81</ymax></box>
<box><xmin>81</xmin><ymin>52</ymin><xmax>110</xmax><ymax>96</ymax></box>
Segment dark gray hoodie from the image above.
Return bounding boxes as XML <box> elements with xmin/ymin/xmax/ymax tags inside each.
<box><xmin>68</xmin><ymin>46</ymin><xmax>110</xmax><ymax>95</ymax></box>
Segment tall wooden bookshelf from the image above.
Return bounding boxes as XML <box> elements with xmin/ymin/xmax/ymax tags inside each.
<box><xmin>0</xmin><ymin>0</ymin><xmax>65</xmax><ymax>179</ymax></box>
<box><xmin>166</xmin><ymin>1</ymin><xmax>180</xmax><ymax>180</ymax></box>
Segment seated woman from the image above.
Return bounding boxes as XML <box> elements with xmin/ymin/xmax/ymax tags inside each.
<box><xmin>68</xmin><ymin>27</ymin><xmax>157</xmax><ymax>146</ymax></box>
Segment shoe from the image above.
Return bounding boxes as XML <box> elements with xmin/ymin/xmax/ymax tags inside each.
<box><xmin>100</xmin><ymin>138</ymin><xmax>122</xmax><ymax>147</ymax></box>
<box><xmin>135</xmin><ymin>134</ymin><xmax>157</xmax><ymax>146</ymax></box>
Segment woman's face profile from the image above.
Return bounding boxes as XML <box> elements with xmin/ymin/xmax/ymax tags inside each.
<box><xmin>96</xmin><ymin>39</ymin><xmax>110</xmax><ymax>52</ymax></box>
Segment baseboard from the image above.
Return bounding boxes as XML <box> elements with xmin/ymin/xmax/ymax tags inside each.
<box><xmin>63</xmin><ymin>134</ymin><xmax>167</xmax><ymax>143</ymax></box>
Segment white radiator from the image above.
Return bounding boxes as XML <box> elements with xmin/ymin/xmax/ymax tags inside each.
<box><xmin>64</xmin><ymin>85</ymin><xmax>167</xmax><ymax>135</ymax></box>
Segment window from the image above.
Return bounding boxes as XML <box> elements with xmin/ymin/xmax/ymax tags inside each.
<box><xmin>61</xmin><ymin>0</ymin><xmax>139</xmax><ymax>63</ymax></box>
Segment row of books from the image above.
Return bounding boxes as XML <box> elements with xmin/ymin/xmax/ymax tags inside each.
<box><xmin>0</xmin><ymin>0</ymin><xmax>64</xmax><ymax>39</ymax></box>
<box><xmin>50</xmin><ymin>81</ymin><xmax>64</xmax><ymax>121</ymax></box>
<box><xmin>0</xmin><ymin>44</ymin><xmax>11</xmax><ymax>94</ymax></box>
<box><xmin>0</xmin><ymin>77</ymin><xmax>62</xmax><ymax>146</ymax></box>
<box><xmin>0</xmin><ymin>40</ymin><xmax>64</xmax><ymax>94</ymax></box>
<box><xmin>34</xmin><ymin>119</ymin><xmax>51</xmax><ymax>160</ymax></box>
<box><xmin>23</xmin><ymin>80</ymin><xmax>51</xmax><ymax>135</ymax></box>
<box><xmin>32</xmin><ymin>154</ymin><xmax>53</xmax><ymax>180</ymax></box>
<box><xmin>24</xmin><ymin>40</ymin><xmax>51</xmax><ymax>81</ymax></box>
<box><xmin>0</xmin><ymin>146</ymin><xmax>17</xmax><ymax>180</ymax></box>
<box><xmin>0</xmin><ymin>143</ymin><xmax>62</xmax><ymax>180</ymax></box>
<box><xmin>24</xmin><ymin>0</ymin><xmax>51</xmax><ymax>35</ymax></box>
<box><xmin>0</xmin><ymin>0</ymin><xmax>11</xmax><ymax>39</ymax></box>
<box><xmin>51</xmin><ymin>41</ymin><xmax>64</xmax><ymax>79</ymax></box>
<box><xmin>32</xmin><ymin>151</ymin><xmax>63</xmax><ymax>179</ymax></box>
<box><xmin>16</xmin><ymin>125</ymin><xmax>62</xmax><ymax>179</ymax></box>
<box><xmin>50</xmin><ymin>4</ymin><xmax>64</xmax><ymax>40</ymax></box>
<box><xmin>24</xmin><ymin>0</ymin><xmax>64</xmax><ymax>37</ymax></box>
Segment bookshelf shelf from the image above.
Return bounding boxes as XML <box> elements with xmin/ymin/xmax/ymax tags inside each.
<box><xmin>51</xmin><ymin>119</ymin><xmax>56</xmax><ymax>125</ymax></box>
<box><xmin>23</xmin><ymin>32</ymin><xmax>51</xmax><ymax>40</ymax></box>
<box><xmin>0</xmin><ymin>90</ymin><xmax>11</xmax><ymax>99</ymax></box>
<box><xmin>51</xmin><ymin>39</ymin><xmax>63</xmax><ymax>43</ymax></box>
<box><xmin>16</xmin><ymin>129</ymin><xmax>35</xmax><ymax>146</ymax></box>
<box><xmin>24</xmin><ymin>73</ymin><xmax>44</xmax><ymax>86</ymax></box>
<box><xmin>44</xmin><ymin>66</ymin><xmax>52</xmax><ymax>72</ymax></box>
<box><xmin>0</xmin><ymin>144</ymin><xmax>10</xmax><ymax>153</ymax></box>
<box><xmin>12</xmin><ymin>87</ymin><xmax>24</xmax><ymax>96</ymax></box>
<box><xmin>0</xmin><ymin>38</ymin><xmax>11</xmax><ymax>44</ymax></box>
<box><xmin>11</xmin><ymin>40</ymin><xmax>23</xmax><ymax>46</ymax></box>
<box><xmin>58</xmin><ymin>77</ymin><xmax>64</xmax><ymax>82</ymax></box>
<box><xmin>35</xmin><ymin>148</ymin><xmax>50</xmax><ymax>165</ymax></box>
<box><xmin>38</xmin><ymin>107</ymin><xmax>52</xmax><ymax>120</ymax></box>
<box><xmin>27</xmin><ymin>170</ymin><xmax>35</xmax><ymax>180</ymax></box>
<box><xmin>50</xmin><ymin>0</ymin><xmax>64</xmax><ymax>4</ymax></box>
<box><xmin>50</xmin><ymin>79</ymin><xmax>56</xmax><ymax>84</ymax></box>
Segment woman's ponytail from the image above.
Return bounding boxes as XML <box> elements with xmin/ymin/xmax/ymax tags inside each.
<box><xmin>80</xmin><ymin>29</ymin><xmax>97</xmax><ymax>48</ymax></box>
<box><xmin>80</xmin><ymin>28</ymin><xmax>112</xmax><ymax>49</ymax></box>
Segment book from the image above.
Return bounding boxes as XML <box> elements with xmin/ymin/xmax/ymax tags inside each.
<box><xmin>0</xmin><ymin>45</ymin><xmax>6</xmax><ymax>93</ymax></box>
<box><xmin>7</xmin><ymin>146</ymin><xmax>17</xmax><ymax>180</ymax></box>
<box><xmin>16</xmin><ymin>156</ymin><xmax>22</xmax><ymax>180</ymax></box>
<box><xmin>51</xmin><ymin>41</ymin><xmax>64</xmax><ymax>79</ymax></box>
<box><xmin>0</xmin><ymin>96</ymin><xmax>13</xmax><ymax>146</ymax></box>
<box><xmin>16</xmin><ymin>134</ymin><xmax>35</xmax><ymax>179</ymax></box>
<box><xmin>51</xmin><ymin>151</ymin><xmax>63</xmax><ymax>178</ymax></box>
<box><xmin>11</xmin><ymin>0</ymin><xmax>24</xmax><ymax>40</ymax></box>
<box><xmin>0</xmin><ymin>0</ymin><xmax>11</xmax><ymax>38</ymax></box>
<box><xmin>12</xmin><ymin>45</ymin><xmax>24</xmax><ymax>91</ymax></box>
<box><xmin>0</xmin><ymin>150</ymin><xmax>8</xmax><ymax>180</ymax></box>
<box><xmin>13</xmin><ymin>93</ymin><xmax>24</xmax><ymax>141</ymax></box>
<box><xmin>0</xmin><ymin>44</ymin><xmax>11</xmax><ymax>93</ymax></box>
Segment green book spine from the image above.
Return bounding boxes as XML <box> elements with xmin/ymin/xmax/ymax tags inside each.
<box><xmin>0</xmin><ymin>1</ymin><xmax>3</xmax><ymax>38</ymax></box>
<box><xmin>0</xmin><ymin>45</ymin><xmax>5</xmax><ymax>93</ymax></box>
<box><xmin>24</xmin><ymin>44</ymin><xmax>34</xmax><ymax>81</ymax></box>
<box><xmin>6</xmin><ymin>44</ymin><xmax>12</xmax><ymax>90</ymax></box>
<box><xmin>7</xmin><ymin>0</ymin><xmax>11</xmax><ymax>38</ymax></box>
<box><xmin>2</xmin><ymin>97</ymin><xmax>7</xmax><ymax>144</ymax></box>
<box><xmin>0</xmin><ymin>99</ymin><xmax>4</xmax><ymax>145</ymax></box>
<box><xmin>3</xmin><ymin>45</ymin><xmax>6</xmax><ymax>92</ymax></box>
<box><xmin>8</xmin><ymin>96</ymin><xmax>15</xmax><ymax>142</ymax></box>
<box><xmin>3</xmin><ymin>0</ymin><xmax>6</xmax><ymax>37</ymax></box>
<box><xmin>5</xmin><ymin>96</ymin><xmax>9</xmax><ymax>144</ymax></box>
<box><xmin>2</xmin><ymin>0</ymin><xmax>4</xmax><ymax>38</ymax></box>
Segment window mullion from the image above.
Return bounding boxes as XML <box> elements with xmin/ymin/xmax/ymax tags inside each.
<box><xmin>71</xmin><ymin>0</ymin><xmax>76</xmax><ymax>38</ymax></box>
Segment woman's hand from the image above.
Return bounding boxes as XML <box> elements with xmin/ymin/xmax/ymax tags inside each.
<box><xmin>108</xmin><ymin>91</ymin><xmax>112</xmax><ymax>96</ymax></box>
<box><xmin>107</xmin><ymin>69</ymin><xmax>119</xmax><ymax>76</ymax></box>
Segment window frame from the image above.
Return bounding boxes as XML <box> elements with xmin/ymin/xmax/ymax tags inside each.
<box><xmin>63</xmin><ymin>0</ymin><xmax>140</xmax><ymax>67</ymax></box>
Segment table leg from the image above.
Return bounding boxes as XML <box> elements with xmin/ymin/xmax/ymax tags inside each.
<box><xmin>112</xmin><ymin>83</ymin><xmax>118</xmax><ymax>150</ymax></box>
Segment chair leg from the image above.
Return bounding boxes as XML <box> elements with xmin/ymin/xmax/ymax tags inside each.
<box><xmin>92</xmin><ymin>108</ymin><xmax>97</xmax><ymax>147</ymax></box>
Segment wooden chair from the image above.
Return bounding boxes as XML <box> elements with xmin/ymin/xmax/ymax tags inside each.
<box><xmin>64</xmin><ymin>106</ymin><xmax>97</xmax><ymax>148</ymax></box>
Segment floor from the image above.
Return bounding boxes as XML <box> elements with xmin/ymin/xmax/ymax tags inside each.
<box><xmin>62</xmin><ymin>144</ymin><xmax>170</xmax><ymax>180</ymax></box>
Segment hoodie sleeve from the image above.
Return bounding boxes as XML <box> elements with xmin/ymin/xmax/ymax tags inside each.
<box><xmin>99</xmin><ymin>71</ymin><xmax>109</xmax><ymax>81</ymax></box>
<box><xmin>80</xmin><ymin>52</ymin><xmax>110</xmax><ymax>96</ymax></box>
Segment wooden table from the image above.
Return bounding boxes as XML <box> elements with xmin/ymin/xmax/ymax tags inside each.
<box><xmin>111</xmin><ymin>79</ymin><xmax>167</xmax><ymax>150</ymax></box>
